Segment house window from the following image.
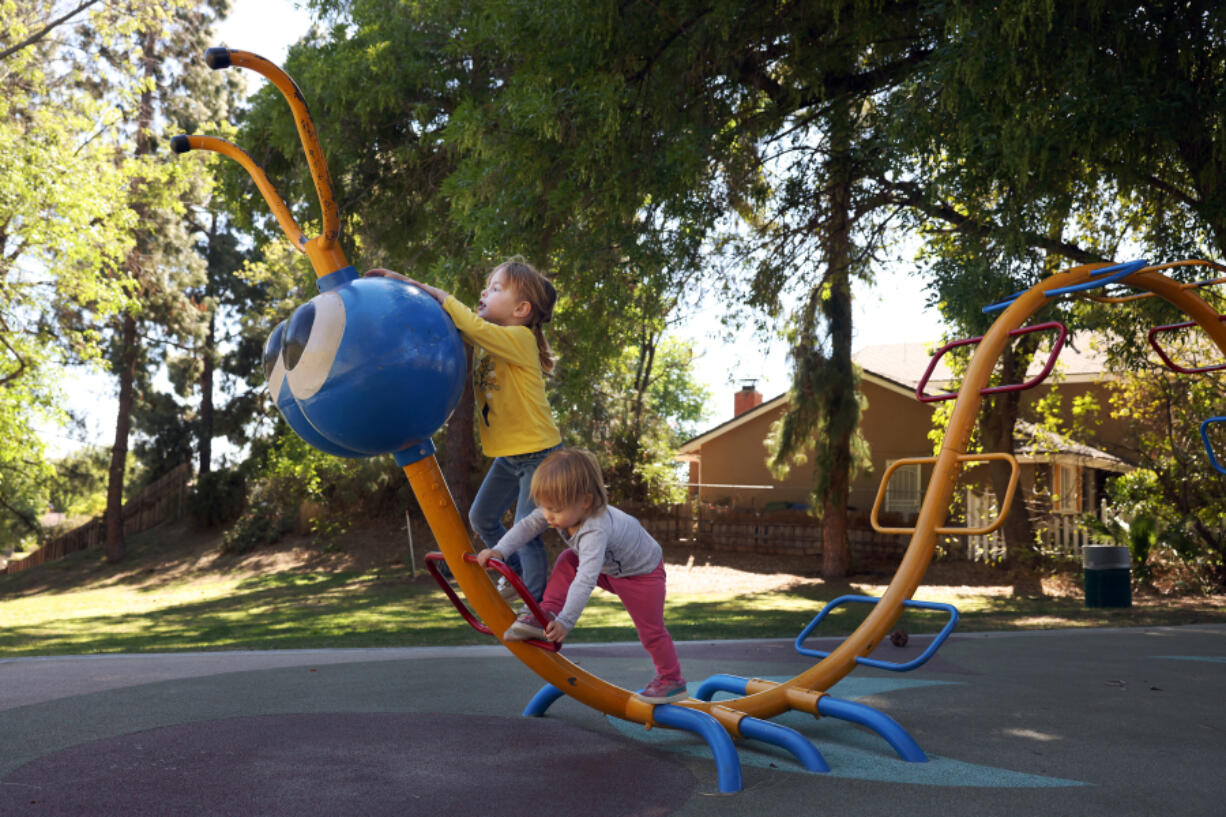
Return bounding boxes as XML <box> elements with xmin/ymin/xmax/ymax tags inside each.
<box><xmin>885</xmin><ymin>461</ymin><xmax>922</xmax><ymax>514</ymax></box>
<box><xmin>1052</xmin><ymin>462</ymin><xmax>1080</xmax><ymax>513</ymax></box>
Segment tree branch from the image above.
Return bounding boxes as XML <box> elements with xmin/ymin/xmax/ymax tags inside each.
<box><xmin>0</xmin><ymin>0</ymin><xmax>104</xmax><ymax>62</ymax></box>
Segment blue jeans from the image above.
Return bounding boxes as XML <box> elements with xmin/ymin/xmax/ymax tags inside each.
<box><xmin>469</xmin><ymin>445</ymin><xmax>560</xmax><ymax>599</ymax></box>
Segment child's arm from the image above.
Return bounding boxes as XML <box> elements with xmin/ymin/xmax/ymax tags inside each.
<box><xmin>479</xmin><ymin>508</ymin><xmax>550</xmax><ymax>565</ymax></box>
<box><xmin>364</xmin><ymin>268</ymin><xmax>448</xmax><ymax>304</ymax></box>
<box><xmin>439</xmin><ymin>298</ymin><xmax>540</xmax><ymax>368</ymax></box>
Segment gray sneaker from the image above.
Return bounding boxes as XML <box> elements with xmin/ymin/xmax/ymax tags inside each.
<box><xmin>635</xmin><ymin>676</ymin><xmax>688</xmax><ymax>704</ymax></box>
<box><xmin>503</xmin><ymin>610</ymin><xmax>548</xmax><ymax>641</ymax></box>
<box><xmin>496</xmin><ymin>577</ymin><xmax>521</xmax><ymax>604</ymax></box>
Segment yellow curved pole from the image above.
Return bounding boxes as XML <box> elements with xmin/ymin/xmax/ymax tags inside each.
<box><xmin>213</xmin><ymin>49</ymin><xmax>341</xmax><ymax>249</ymax></box>
<box><xmin>672</xmin><ymin>261</ymin><xmax>1226</xmax><ymax>722</ymax></box>
<box><xmin>178</xmin><ymin>135</ymin><xmax>308</xmax><ymax>251</ymax></box>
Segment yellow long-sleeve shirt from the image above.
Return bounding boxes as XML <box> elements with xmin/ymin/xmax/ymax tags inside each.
<box><xmin>442</xmin><ymin>296</ymin><xmax>561</xmax><ymax>457</ymax></box>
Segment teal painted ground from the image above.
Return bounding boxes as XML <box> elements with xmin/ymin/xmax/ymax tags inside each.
<box><xmin>609</xmin><ymin>676</ymin><xmax>1088</xmax><ymax>788</ymax></box>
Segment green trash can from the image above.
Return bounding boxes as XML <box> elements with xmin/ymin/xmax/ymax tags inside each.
<box><xmin>1083</xmin><ymin>545</ymin><xmax>1132</xmax><ymax>608</ymax></box>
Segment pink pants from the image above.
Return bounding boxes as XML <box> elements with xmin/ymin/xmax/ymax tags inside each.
<box><xmin>541</xmin><ymin>549</ymin><xmax>682</xmax><ymax>681</ymax></box>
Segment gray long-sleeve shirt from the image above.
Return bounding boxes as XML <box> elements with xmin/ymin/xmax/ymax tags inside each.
<box><xmin>495</xmin><ymin>506</ymin><xmax>663</xmax><ymax>631</ymax></box>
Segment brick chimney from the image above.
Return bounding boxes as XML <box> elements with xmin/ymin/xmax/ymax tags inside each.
<box><xmin>733</xmin><ymin>381</ymin><xmax>763</xmax><ymax>417</ymax></box>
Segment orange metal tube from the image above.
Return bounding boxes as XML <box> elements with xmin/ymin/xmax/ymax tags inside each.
<box><xmin>396</xmin><ymin>261</ymin><xmax>1226</xmax><ymax>731</ymax></box>
<box><xmin>222</xmin><ymin>49</ymin><xmax>341</xmax><ymax>249</ymax></box>
<box><xmin>179</xmin><ymin>135</ymin><xmax>307</xmax><ymax>252</ymax></box>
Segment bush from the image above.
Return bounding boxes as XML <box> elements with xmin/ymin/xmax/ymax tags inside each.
<box><xmin>188</xmin><ymin>468</ymin><xmax>248</xmax><ymax>528</ymax></box>
<box><xmin>220</xmin><ymin>500</ymin><xmax>293</xmax><ymax>555</ymax></box>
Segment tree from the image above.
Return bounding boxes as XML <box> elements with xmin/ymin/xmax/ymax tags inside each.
<box><xmin>882</xmin><ymin>0</ymin><xmax>1226</xmax><ymax>585</ymax></box>
<box><xmin>92</xmin><ymin>2</ymin><xmax>228</xmax><ymax>562</ymax></box>
<box><xmin>0</xmin><ymin>2</ymin><xmax>191</xmax><ymax>550</ymax></box>
<box><xmin>426</xmin><ymin>0</ymin><xmax>942</xmax><ymax>577</ymax></box>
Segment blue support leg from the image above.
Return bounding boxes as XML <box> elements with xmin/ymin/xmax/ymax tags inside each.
<box><xmin>817</xmin><ymin>695</ymin><xmax>927</xmax><ymax>762</ymax></box>
<box><xmin>738</xmin><ymin>717</ymin><xmax>830</xmax><ymax>772</ymax></box>
<box><xmin>693</xmin><ymin>673</ymin><xmax>750</xmax><ymax>701</ymax></box>
<box><xmin>651</xmin><ymin>704</ymin><xmax>743</xmax><ymax>794</ymax></box>
<box><xmin>523</xmin><ymin>683</ymin><xmax>565</xmax><ymax>717</ymax></box>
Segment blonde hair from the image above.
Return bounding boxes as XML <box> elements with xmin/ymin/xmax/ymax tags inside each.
<box><xmin>491</xmin><ymin>257</ymin><xmax>557</xmax><ymax>373</ymax></box>
<box><xmin>530</xmin><ymin>448</ymin><xmax>608</xmax><ymax>515</ymax></box>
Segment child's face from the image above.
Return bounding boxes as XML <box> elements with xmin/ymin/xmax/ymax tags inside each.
<box><xmin>537</xmin><ymin>495</ymin><xmax>593</xmax><ymax>534</ymax></box>
<box><xmin>477</xmin><ymin>269</ymin><xmax>531</xmax><ymax>326</ymax></box>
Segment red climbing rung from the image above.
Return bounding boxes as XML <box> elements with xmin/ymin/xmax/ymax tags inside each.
<box><xmin>916</xmin><ymin>322</ymin><xmax>1068</xmax><ymax>403</ymax></box>
<box><xmin>1147</xmin><ymin>315</ymin><xmax>1226</xmax><ymax>374</ymax></box>
<box><xmin>424</xmin><ymin>552</ymin><xmax>560</xmax><ymax>652</ymax></box>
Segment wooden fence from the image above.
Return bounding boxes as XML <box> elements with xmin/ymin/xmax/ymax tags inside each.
<box><xmin>639</xmin><ymin>501</ymin><xmax>1103</xmax><ymax>565</ymax></box>
<box><xmin>633</xmin><ymin>503</ymin><xmax>908</xmax><ymax>563</ymax></box>
<box><xmin>3</xmin><ymin>463</ymin><xmax>191</xmax><ymax>575</ymax></box>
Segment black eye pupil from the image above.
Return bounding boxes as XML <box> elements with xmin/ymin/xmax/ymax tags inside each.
<box><xmin>284</xmin><ymin>302</ymin><xmax>317</xmax><ymax>371</ymax></box>
<box><xmin>263</xmin><ymin>321</ymin><xmax>286</xmax><ymax>381</ymax></box>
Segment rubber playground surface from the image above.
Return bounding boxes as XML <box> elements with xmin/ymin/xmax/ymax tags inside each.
<box><xmin>1</xmin><ymin>624</ymin><xmax>1223</xmax><ymax>817</ymax></box>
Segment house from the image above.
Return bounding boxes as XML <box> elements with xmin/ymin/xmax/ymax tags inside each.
<box><xmin>675</xmin><ymin>337</ymin><xmax>1133</xmax><ymax>559</ymax></box>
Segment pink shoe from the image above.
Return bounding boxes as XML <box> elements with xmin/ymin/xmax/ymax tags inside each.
<box><xmin>635</xmin><ymin>676</ymin><xmax>688</xmax><ymax>704</ymax></box>
<box><xmin>503</xmin><ymin>610</ymin><xmax>550</xmax><ymax>641</ymax></box>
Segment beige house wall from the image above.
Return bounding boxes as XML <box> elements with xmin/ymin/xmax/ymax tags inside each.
<box><xmin>684</xmin><ymin>375</ymin><xmax>1130</xmax><ymax>520</ymax></box>
<box><xmin>689</xmin><ymin>377</ymin><xmax>939</xmax><ymax>514</ymax></box>
<box><xmin>690</xmin><ymin>404</ymin><xmax>806</xmax><ymax>509</ymax></box>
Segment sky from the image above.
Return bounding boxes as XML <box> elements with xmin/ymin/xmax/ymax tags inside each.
<box><xmin>47</xmin><ymin>1</ymin><xmax>946</xmax><ymax>456</ymax></box>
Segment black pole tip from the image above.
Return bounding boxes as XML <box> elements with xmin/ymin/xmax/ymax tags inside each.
<box><xmin>169</xmin><ymin>135</ymin><xmax>191</xmax><ymax>154</ymax></box>
<box><xmin>204</xmin><ymin>47</ymin><xmax>232</xmax><ymax>70</ymax></box>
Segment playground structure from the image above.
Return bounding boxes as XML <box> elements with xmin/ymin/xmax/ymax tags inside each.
<box><xmin>172</xmin><ymin>50</ymin><xmax>1226</xmax><ymax>793</ymax></box>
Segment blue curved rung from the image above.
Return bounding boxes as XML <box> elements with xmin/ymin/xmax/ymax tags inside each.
<box><xmin>652</xmin><ymin>704</ymin><xmax>744</xmax><ymax>793</ymax></box>
<box><xmin>817</xmin><ymin>695</ymin><xmax>928</xmax><ymax>762</ymax></box>
<box><xmin>983</xmin><ymin>259</ymin><xmax>1148</xmax><ymax>313</ymax></box>
<box><xmin>739</xmin><ymin>716</ymin><xmax>830</xmax><ymax>772</ymax></box>
<box><xmin>794</xmin><ymin>594</ymin><xmax>960</xmax><ymax>672</ymax></box>
<box><xmin>1202</xmin><ymin>416</ymin><xmax>1226</xmax><ymax>475</ymax></box>
<box><xmin>693</xmin><ymin>673</ymin><xmax>750</xmax><ymax>701</ymax></box>
<box><xmin>523</xmin><ymin>683</ymin><xmax>565</xmax><ymax>717</ymax></box>
<box><xmin>1044</xmin><ymin>259</ymin><xmax>1147</xmax><ymax>298</ymax></box>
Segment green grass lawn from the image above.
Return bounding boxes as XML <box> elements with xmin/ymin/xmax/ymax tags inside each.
<box><xmin>2</xmin><ymin>522</ymin><xmax>1224</xmax><ymax>658</ymax></box>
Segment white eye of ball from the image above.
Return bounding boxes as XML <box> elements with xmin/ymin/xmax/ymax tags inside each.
<box><xmin>264</xmin><ymin>320</ymin><xmax>287</xmax><ymax>398</ymax></box>
<box><xmin>283</xmin><ymin>292</ymin><xmax>346</xmax><ymax>400</ymax></box>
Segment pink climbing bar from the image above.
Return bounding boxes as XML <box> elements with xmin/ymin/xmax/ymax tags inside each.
<box><xmin>916</xmin><ymin>321</ymin><xmax>1068</xmax><ymax>403</ymax></box>
<box><xmin>1147</xmin><ymin>315</ymin><xmax>1226</xmax><ymax>375</ymax></box>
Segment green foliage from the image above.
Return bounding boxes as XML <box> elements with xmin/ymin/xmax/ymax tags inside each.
<box><xmin>220</xmin><ymin>499</ymin><xmax>291</xmax><ymax>555</ymax></box>
<box><xmin>1080</xmin><ymin>501</ymin><xmax>1160</xmax><ymax>584</ymax></box>
<box><xmin>1101</xmin><ymin>344</ymin><xmax>1226</xmax><ymax>590</ymax></box>
<box><xmin>187</xmin><ymin>468</ymin><xmax>247</xmax><ymax>528</ymax></box>
<box><xmin>47</xmin><ymin>446</ymin><xmax>111</xmax><ymax>519</ymax></box>
<box><xmin>567</xmin><ymin>336</ymin><xmax>709</xmax><ymax>503</ymax></box>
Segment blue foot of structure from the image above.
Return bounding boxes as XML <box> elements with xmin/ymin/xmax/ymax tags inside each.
<box><xmin>739</xmin><ymin>716</ymin><xmax>829</xmax><ymax>772</ymax></box>
<box><xmin>693</xmin><ymin>673</ymin><xmax>750</xmax><ymax>701</ymax></box>
<box><xmin>523</xmin><ymin>683</ymin><xmax>565</xmax><ymax>717</ymax></box>
<box><xmin>817</xmin><ymin>695</ymin><xmax>928</xmax><ymax>762</ymax></box>
<box><xmin>651</xmin><ymin>703</ymin><xmax>743</xmax><ymax>793</ymax></box>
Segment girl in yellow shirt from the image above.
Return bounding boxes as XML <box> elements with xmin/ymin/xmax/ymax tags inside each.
<box><xmin>366</xmin><ymin>260</ymin><xmax>562</xmax><ymax>599</ymax></box>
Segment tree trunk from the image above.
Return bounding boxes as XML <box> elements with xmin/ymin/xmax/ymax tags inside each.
<box><xmin>103</xmin><ymin>27</ymin><xmax>156</xmax><ymax>563</ymax></box>
<box><xmin>198</xmin><ymin>308</ymin><xmax>215</xmax><ymax>475</ymax></box>
<box><xmin>979</xmin><ymin>341</ymin><xmax>1042</xmax><ymax>596</ymax></box>
<box><xmin>820</xmin><ymin>98</ymin><xmax>856</xmax><ymax>580</ymax></box>
<box><xmin>105</xmin><ymin>313</ymin><xmax>138</xmax><ymax>563</ymax></box>
<box><xmin>441</xmin><ymin>346</ymin><xmax>477</xmax><ymax>513</ymax></box>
